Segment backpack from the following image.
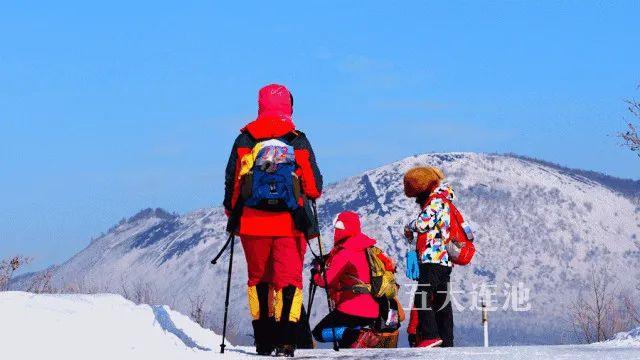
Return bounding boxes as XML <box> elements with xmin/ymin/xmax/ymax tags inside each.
<box><xmin>351</xmin><ymin>246</ymin><xmax>398</xmax><ymax>299</ymax></box>
<box><xmin>241</xmin><ymin>135</ymin><xmax>303</xmax><ymax>212</ymax></box>
<box><xmin>351</xmin><ymin>246</ymin><xmax>402</xmax><ymax>332</ymax></box>
<box><xmin>369</xmin><ymin>247</ymin><xmax>405</xmax><ymax>332</ymax></box>
<box><xmin>365</xmin><ymin>247</ymin><xmax>398</xmax><ymax>299</ymax></box>
<box><xmin>432</xmin><ymin>194</ymin><xmax>476</xmax><ymax>266</ymax></box>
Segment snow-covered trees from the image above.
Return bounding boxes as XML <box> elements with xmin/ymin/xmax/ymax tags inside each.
<box><xmin>0</xmin><ymin>255</ymin><xmax>31</xmax><ymax>291</ymax></box>
<box><xmin>569</xmin><ymin>269</ymin><xmax>640</xmax><ymax>343</ymax></box>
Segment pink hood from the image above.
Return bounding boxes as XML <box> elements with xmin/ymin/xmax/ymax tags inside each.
<box><xmin>242</xmin><ymin>84</ymin><xmax>296</xmax><ymax>140</ymax></box>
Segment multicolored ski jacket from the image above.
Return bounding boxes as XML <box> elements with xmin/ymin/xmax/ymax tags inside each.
<box><xmin>409</xmin><ymin>183</ymin><xmax>457</xmax><ymax>267</ymax></box>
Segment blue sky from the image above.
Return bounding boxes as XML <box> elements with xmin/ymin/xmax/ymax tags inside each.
<box><xmin>2</xmin><ymin>1</ymin><xmax>639</xmax><ymax>271</ymax></box>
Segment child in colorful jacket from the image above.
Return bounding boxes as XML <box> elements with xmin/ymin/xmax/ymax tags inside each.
<box><xmin>403</xmin><ymin>166</ymin><xmax>458</xmax><ymax>348</ymax></box>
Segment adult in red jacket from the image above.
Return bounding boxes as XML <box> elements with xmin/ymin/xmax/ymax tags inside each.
<box><xmin>223</xmin><ymin>84</ymin><xmax>322</xmax><ymax>356</ymax></box>
<box><xmin>311</xmin><ymin>211</ymin><xmax>380</xmax><ymax>348</ymax></box>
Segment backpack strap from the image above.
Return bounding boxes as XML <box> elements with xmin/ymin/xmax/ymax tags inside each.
<box><xmin>431</xmin><ymin>193</ymin><xmax>473</xmax><ymax>244</ymax></box>
<box><xmin>240</xmin><ymin>129</ymin><xmax>257</xmax><ymax>145</ymax></box>
<box><xmin>282</xmin><ymin>130</ymin><xmax>300</xmax><ymax>145</ymax></box>
<box><xmin>344</xmin><ymin>248</ymin><xmax>374</xmax><ymax>295</ymax></box>
<box><xmin>347</xmin><ymin>275</ymin><xmax>372</xmax><ymax>295</ymax></box>
<box><xmin>242</xmin><ymin>130</ymin><xmax>299</xmax><ymax>147</ymax></box>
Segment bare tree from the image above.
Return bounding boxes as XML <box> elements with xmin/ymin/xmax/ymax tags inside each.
<box><xmin>120</xmin><ymin>278</ymin><xmax>158</xmax><ymax>305</ymax></box>
<box><xmin>619</xmin><ymin>91</ymin><xmax>640</xmax><ymax>157</ymax></box>
<box><xmin>568</xmin><ymin>270</ymin><xmax>627</xmax><ymax>343</ymax></box>
<box><xmin>0</xmin><ymin>255</ymin><xmax>32</xmax><ymax>291</ymax></box>
<box><xmin>621</xmin><ymin>292</ymin><xmax>640</xmax><ymax>326</ymax></box>
<box><xmin>188</xmin><ymin>293</ymin><xmax>208</xmax><ymax>328</ymax></box>
<box><xmin>27</xmin><ymin>270</ymin><xmax>55</xmax><ymax>294</ymax></box>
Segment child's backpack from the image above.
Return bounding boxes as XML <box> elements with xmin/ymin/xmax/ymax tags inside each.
<box><xmin>432</xmin><ymin>194</ymin><xmax>476</xmax><ymax>266</ymax></box>
<box><xmin>352</xmin><ymin>246</ymin><xmax>398</xmax><ymax>299</ymax></box>
<box><xmin>365</xmin><ymin>247</ymin><xmax>398</xmax><ymax>300</ymax></box>
<box><xmin>352</xmin><ymin>246</ymin><xmax>403</xmax><ymax>332</ymax></box>
<box><xmin>241</xmin><ymin>136</ymin><xmax>302</xmax><ymax>212</ymax></box>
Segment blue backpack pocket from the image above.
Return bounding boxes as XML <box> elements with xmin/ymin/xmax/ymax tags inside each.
<box><xmin>243</xmin><ymin>139</ymin><xmax>300</xmax><ymax>212</ymax></box>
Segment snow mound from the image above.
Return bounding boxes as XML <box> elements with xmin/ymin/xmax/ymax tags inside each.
<box><xmin>598</xmin><ymin>327</ymin><xmax>640</xmax><ymax>348</ymax></box>
<box><xmin>0</xmin><ymin>291</ymin><xmax>246</xmax><ymax>359</ymax></box>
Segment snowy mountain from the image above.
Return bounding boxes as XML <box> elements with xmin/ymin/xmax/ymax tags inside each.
<box><xmin>12</xmin><ymin>153</ymin><xmax>640</xmax><ymax>347</ymax></box>
<box><xmin>2</xmin><ymin>291</ymin><xmax>639</xmax><ymax>360</ymax></box>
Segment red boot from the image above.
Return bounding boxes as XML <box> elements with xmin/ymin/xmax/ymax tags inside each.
<box><xmin>417</xmin><ymin>338</ymin><xmax>443</xmax><ymax>348</ymax></box>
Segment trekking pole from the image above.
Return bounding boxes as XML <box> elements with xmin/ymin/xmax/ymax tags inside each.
<box><xmin>307</xmin><ymin>280</ymin><xmax>317</xmax><ymax>316</ymax></box>
<box><xmin>218</xmin><ymin>232</ymin><xmax>236</xmax><ymax>354</ymax></box>
<box><xmin>305</xmin><ymin>278</ymin><xmax>317</xmax><ymax>341</ymax></box>
<box><xmin>311</xmin><ymin>200</ymin><xmax>340</xmax><ymax>352</ymax></box>
<box><xmin>212</xmin><ymin>201</ymin><xmax>244</xmax><ymax>265</ymax></box>
<box><xmin>210</xmin><ymin>233</ymin><xmax>233</xmax><ymax>265</ymax></box>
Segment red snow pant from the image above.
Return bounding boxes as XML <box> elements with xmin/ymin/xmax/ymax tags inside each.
<box><xmin>241</xmin><ymin>235</ymin><xmax>308</xmax><ymax>347</ymax></box>
<box><xmin>240</xmin><ymin>235</ymin><xmax>307</xmax><ymax>290</ymax></box>
<box><xmin>241</xmin><ymin>235</ymin><xmax>307</xmax><ymax>324</ymax></box>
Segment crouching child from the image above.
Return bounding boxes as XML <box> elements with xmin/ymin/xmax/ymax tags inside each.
<box><xmin>311</xmin><ymin>211</ymin><xmax>404</xmax><ymax>349</ymax></box>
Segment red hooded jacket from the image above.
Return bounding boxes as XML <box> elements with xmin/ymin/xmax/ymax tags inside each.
<box><xmin>313</xmin><ymin>212</ymin><xmax>380</xmax><ymax>319</ymax></box>
<box><xmin>223</xmin><ymin>84</ymin><xmax>323</xmax><ymax>237</ymax></box>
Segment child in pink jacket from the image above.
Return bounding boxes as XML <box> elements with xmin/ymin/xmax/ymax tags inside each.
<box><xmin>311</xmin><ymin>211</ymin><xmax>380</xmax><ymax>348</ymax></box>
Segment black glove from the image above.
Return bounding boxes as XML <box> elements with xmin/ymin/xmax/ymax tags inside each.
<box><xmin>310</xmin><ymin>267</ymin><xmax>320</xmax><ymax>278</ymax></box>
<box><xmin>310</xmin><ymin>255</ymin><xmax>328</xmax><ymax>280</ymax></box>
<box><xmin>311</xmin><ymin>255</ymin><xmax>328</xmax><ymax>269</ymax></box>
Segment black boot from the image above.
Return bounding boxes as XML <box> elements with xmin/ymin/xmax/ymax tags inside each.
<box><xmin>253</xmin><ymin>318</ymin><xmax>276</xmax><ymax>356</ymax></box>
<box><xmin>275</xmin><ymin>286</ymin><xmax>299</xmax><ymax>357</ymax></box>
<box><xmin>275</xmin><ymin>320</ymin><xmax>298</xmax><ymax>357</ymax></box>
<box><xmin>251</xmin><ymin>283</ymin><xmax>275</xmax><ymax>355</ymax></box>
<box><xmin>275</xmin><ymin>344</ymin><xmax>295</xmax><ymax>357</ymax></box>
<box><xmin>408</xmin><ymin>334</ymin><xmax>418</xmax><ymax>348</ymax></box>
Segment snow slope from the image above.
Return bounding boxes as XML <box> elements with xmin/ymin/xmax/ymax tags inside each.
<box><xmin>1</xmin><ymin>291</ymin><xmax>639</xmax><ymax>360</ymax></box>
<box><xmin>11</xmin><ymin>153</ymin><xmax>640</xmax><ymax>347</ymax></box>
<box><xmin>0</xmin><ymin>291</ymin><xmax>231</xmax><ymax>360</ymax></box>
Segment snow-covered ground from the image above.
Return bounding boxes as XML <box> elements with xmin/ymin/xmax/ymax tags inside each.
<box><xmin>598</xmin><ymin>327</ymin><xmax>640</xmax><ymax>348</ymax></box>
<box><xmin>1</xmin><ymin>292</ymin><xmax>639</xmax><ymax>360</ymax></box>
<box><xmin>0</xmin><ymin>291</ymin><xmax>231</xmax><ymax>360</ymax></box>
